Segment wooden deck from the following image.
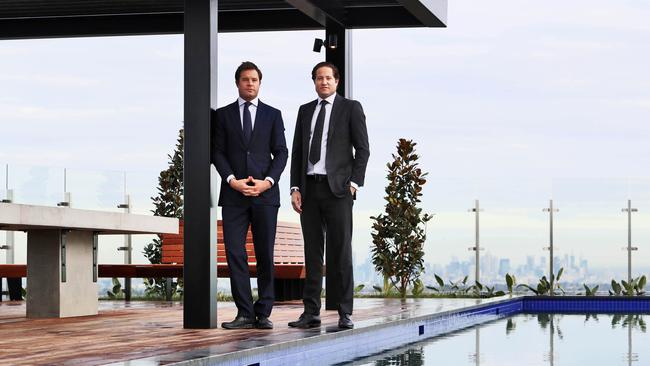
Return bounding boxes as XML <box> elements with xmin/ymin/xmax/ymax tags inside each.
<box><xmin>0</xmin><ymin>297</ymin><xmax>506</xmax><ymax>365</ymax></box>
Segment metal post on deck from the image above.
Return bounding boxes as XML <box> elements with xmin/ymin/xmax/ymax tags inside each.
<box><xmin>467</xmin><ymin>200</ymin><xmax>483</xmax><ymax>284</ymax></box>
<box><xmin>57</xmin><ymin>168</ymin><xmax>71</xmax><ymax>208</ymax></box>
<box><xmin>542</xmin><ymin>199</ymin><xmax>558</xmax><ymax>295</ymax></box>
<box><xmin>621</xmin><ymin>200</ymin><xmax>638</xmax><ymax>284</ymax></box>
<box><xmin>183</xmin><ymin>0</ymin><xmax>219</xmax><ymax>328</ymax></box>
<box><xmin>2</xmin><ymin>165</ymin><xmax>21</xmax><ymax>301</ymax></box>
<box><xmin>117</xmin><ymin>172</ymin><xmax>132</xmax><ymax>300</ymax></box>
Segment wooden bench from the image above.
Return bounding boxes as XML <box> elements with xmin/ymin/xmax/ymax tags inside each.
<box><xmin>1</xmin><ymin>220</ymin><xmax>306</xmax><ymax>302</ymax></box>
<box><xmin>0</xmin><ymin>264</ymin><xmax>184</xmax><ymax>301</ymax></box>
<box><xmin>160</xmin><ymin>220</ymin><xmax>306</xmax><ymax>300</ymax></box>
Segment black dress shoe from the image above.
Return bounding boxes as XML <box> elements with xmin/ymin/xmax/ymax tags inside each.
<box><xmin>256</xmin><ymin>316</ymin><xmax>273</xmax><ymax>329</ymax></box>
<box><xmin>288</xmin><ymin>313</ymin><xmax>321</xmax><ymax>328</ymax></box>
<box><xmin>221</xmin><ymin>315</ymin><xmax>255</xmax><ymax>329</ymax></box>
<box><xmin>338</xmin><ymin>314</ymin><xmax>354</xmax><ymax>329</ymax></box>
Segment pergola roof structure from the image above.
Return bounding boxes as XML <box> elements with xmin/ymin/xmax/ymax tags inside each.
<box><xmin>0</xmin><ymin>0</ymin><xmax>446</xmax><ymax>328</ymax></box>
<box><xmin>0</xmin><ymin>0</ymin><xmax>446</xmax><ymax>39</ymax></box>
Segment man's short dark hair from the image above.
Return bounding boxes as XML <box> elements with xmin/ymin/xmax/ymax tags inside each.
<box><xmin>311</xmin><ymin>62</ymin><xmax>340</xmax><ymax>81</ymax></box>
<box><xmin>235</xmin><ymin>61</ymin><xmax>262</xmax><ymax>82</ymax></box>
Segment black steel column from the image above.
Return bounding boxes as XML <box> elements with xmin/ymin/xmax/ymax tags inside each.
<box><xmin>326</xmin><ymin>23</ymin><xmax>348</xmax><ymax>97</ymax></box>
<box><xmin>325</xmin><ymin>22</ymin><xmax>351</xmax><ymax>311</ymax></box>
<box><xmin>183</xmin><ymin>0</ymin><xmax>218</xmax><ymax>328</ymax></box>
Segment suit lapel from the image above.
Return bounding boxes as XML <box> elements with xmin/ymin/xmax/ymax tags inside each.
<box><xmin>327</xmin><ymin>94</ymin><xmax>342</xmax><ymax>142</ymax></box>
<box><xmin>303</xmin><ymin>100</ymin><xmax>318</xmax><ymax>156</ymax></box>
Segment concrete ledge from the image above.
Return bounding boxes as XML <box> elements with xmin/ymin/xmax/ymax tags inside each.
<box><xmin>0</xmin><ymin>203</ymin><xmax>178</xmax><ymax>234</ymax></box>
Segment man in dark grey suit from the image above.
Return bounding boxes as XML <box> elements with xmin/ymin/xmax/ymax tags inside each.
<box><xmin>288</xmin><ymin>61</ymin><xmax>370</xmax><ymax>329</ymax></box>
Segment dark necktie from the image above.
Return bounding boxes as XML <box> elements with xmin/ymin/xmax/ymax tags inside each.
<box><xmin>242</xmin><ymin>101</ymin><xmax>252</xmax><ymax>144</ymax></box>
<box><xmin>309</xmin><ymin>100</ymin><xmax>328</xmax><ymax>165</ymax></box>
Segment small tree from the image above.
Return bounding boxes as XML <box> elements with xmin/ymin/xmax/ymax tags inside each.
<box><xmin>371</xmin><ymin>139</ymin><xmax>432</xmax><ymax>298</ymax></box>
<box><xmin>143</xmin><ymin>127</ymin><xmax>184</xmax><ymax>297</ymax></box>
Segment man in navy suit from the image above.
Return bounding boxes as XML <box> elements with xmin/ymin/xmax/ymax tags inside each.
<box><xmin>212</xmin><ymin>61</ymin><xmax>288</xmax><ymax>329</ymax></box>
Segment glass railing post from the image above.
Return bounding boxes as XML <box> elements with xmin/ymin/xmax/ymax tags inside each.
<box><xmin>3</xmin><ymin>189</ymin><xmax>14</xmax><ymax>265</ymax></box>
<box><xmin>1</xmin><ymin>165</ymin><xmax>21</xmax><ymax>300</ymax></box>
<box><xmin>621</xmin><ymin>199</ymin><xmax>638</xmax><ymax>284</ymax></box>
<box><xmin>543</xmin><ymin>199</ymin><xmax>559</xmax><ymax>294</ymax></box>
<box><xmin>57</xmin><ymin>168</ymin><xmax>71</xmax><ymax>207</ymax></box>
<box><xmin>467</xmin><ymin>199</ymin><xmax>483</xmax><ymax>284</ymax></box>
<box><xmin>117</xmin><ymin>171</ymin><xmax>132</xmax><ymax>301</ymax></box>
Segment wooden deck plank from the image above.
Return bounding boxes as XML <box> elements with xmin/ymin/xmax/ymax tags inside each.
<box><xmin>0</xmin><ymin>298</ymin><xmax>458</xmax><ymax>365</ymax></box>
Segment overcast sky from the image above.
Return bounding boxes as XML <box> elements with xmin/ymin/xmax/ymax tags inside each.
<box><xmin>2</xmin><ymin>0</ymin><xmax>650</xmax><ymax>270</ymax></box>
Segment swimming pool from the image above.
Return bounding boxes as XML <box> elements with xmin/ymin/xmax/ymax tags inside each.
<box><xmin>352</xmin><ymin>312</ymin><xmax>648</xmax><ymax>365</ymax></box>
<box><xmin>144</xmin><ymin>297</ymin><xmax>650</xmax><ymax>366</ymax></box>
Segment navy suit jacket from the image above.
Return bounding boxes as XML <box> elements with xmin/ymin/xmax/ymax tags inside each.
<box><xmin>212</xmin><ymin>100</ymin><xmax>288</xmax><ymax>207</ymax></box>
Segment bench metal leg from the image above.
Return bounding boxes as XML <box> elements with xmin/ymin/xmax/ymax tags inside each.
<box><xmin>8</xmin><ymin>278</ymin><xmax>22</xmax><ymax>301</ymax></box>
<box><xmin>165</xmin><ymin>278</ymin><xmax>173</xmax><ymax>301</ymax></box>
<box><xmin>124</xmin><ymin>278</ymin><xmax>132</xmax><ymax>301</ymax></box>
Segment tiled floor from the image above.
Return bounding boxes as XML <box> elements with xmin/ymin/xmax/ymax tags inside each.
<box><xmin>0</xmin><ymin>297</ymin><xmax>509</xmax><ymax>365</ymax></box>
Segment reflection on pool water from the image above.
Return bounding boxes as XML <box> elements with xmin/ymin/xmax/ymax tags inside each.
<box><xmin>353</xmin><ymin>314</ymin><xmax>648</xmax><ymax>366</ymax></box>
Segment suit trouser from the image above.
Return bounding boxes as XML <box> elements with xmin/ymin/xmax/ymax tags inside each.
<box><xmin>222</xmin><ymin>204</ymin><xmax>278</xmax><ymax>318</ymax></box>
<box><xmin>301</xmin><ymin>177</ymin><xmax>354</xmax><ymax>316</ymax></box>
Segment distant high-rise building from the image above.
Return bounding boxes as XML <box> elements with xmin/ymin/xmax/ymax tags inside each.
<box><xmin>498</xmin><ymin>258</ymin><xmax>511</xmax><ymax>276</ymax></box>
<box><xmin>526</xmin><ymin>256</ymin><xmax>535</xmax><ymax>271</ymax></box>
<box><xmin>553</xmin><ymin>256</ymin><xmax>561</xmax><ymax>273</ymax></box>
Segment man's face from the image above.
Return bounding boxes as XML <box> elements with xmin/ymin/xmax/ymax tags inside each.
<box><xmin>237</xmin><ymin>69</ymin><xmax>260</xmax><ymax>101</ymax></box>
<box><xmin>313</xmin><ymin>66</ymin><xmax>339</xmax><ymax>99</ymax></box>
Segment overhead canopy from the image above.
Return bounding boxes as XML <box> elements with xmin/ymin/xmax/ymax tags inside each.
<box><xmin>0</xmin><ymin>0</ymin><xmax>447</xmax><ymax>328</ymax></box>
<box><xmin>0</xmin><ymin>0</ymin><xmax>446</xmax><ymax>39</ymax></box>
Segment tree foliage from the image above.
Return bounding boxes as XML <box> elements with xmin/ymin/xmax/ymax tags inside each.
<box><xmin>370</xmin><ymin>139</ymin><xmax>432</xmax><ymax>298</ymax></box>
<box><xmin>143</xmin><ymin>127</ymin><xmax>184</xmax><ymax>297</ymax></box>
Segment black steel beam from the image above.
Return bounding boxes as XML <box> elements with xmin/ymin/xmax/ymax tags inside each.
<box><xmin>285</xmin><ymin>0</ymin><xmax>345</xmax><ymax>27</ymax></box>
<box><xmin>183</xmin><ymin>0</ymin><xmax>218</xmax><ymax>329</ymax></box>
<box><xmin>219</xmin><ymin>8</ymin><xmax>322</xmax><ymax>32</ymax></box>
<box><xmin>0</xmin><ymin>9</ymin><xmax>324</xmax><ymax>40</ymax></box>
<box><xmin>0</xmin><ymin>13</ymin><xmax>182</xmax><ymax>40</ymax></box>
<box><xmin>0</xmin><ymin>3</ymin><xmax>445</xmax><ymax>40</ymax></box>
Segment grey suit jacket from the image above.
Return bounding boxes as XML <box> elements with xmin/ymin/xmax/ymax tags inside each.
<box><xmin>290</xmin><ymin>94</ymin><xmax>370</xmax><ymax>199</ymax></box>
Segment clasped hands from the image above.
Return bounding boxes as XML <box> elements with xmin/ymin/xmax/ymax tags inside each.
<box><xmin>230</xmin><ymin>176</ymin><xmax>271</xmax><ymax>196</ymax></box>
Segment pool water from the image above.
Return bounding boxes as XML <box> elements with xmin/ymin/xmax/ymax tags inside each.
<box><xmin>353</xmin><ymin>313</ymin><xmax>649</xmax><ymax>366</ymax></box>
